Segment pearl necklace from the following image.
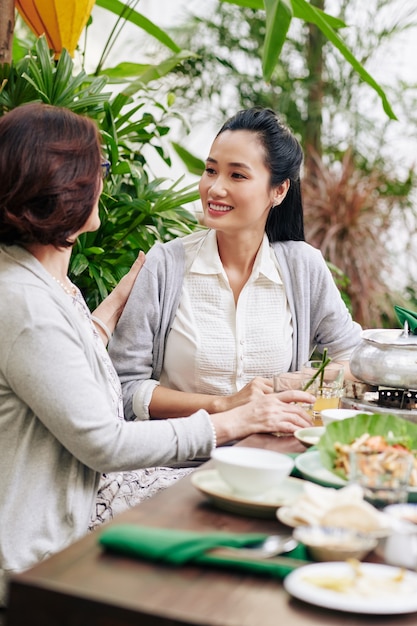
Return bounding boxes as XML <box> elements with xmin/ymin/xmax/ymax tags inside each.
<box><xmin>51</xmin><ymin>275</ymin><xmax>77</xmax><ymax>296</ymax></box>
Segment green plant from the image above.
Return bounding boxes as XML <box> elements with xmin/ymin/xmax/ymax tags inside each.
<box><xmin>161</xmin><ymin>1</ymin><xmax>417</xmax><ymax>327</ymax></box>
<box><xmin>302</xmin><ymin>149</ymin><xmax>415</xmax><ymax>328</ymax></box>
<box><xmin>4</xmin><ymin>1</ymin><xmax>407</xmax><ymax>311</ymax></box>
<box><xmin>94</xmin><ymin>0</ymin><xmax>395</xmax><ymax>119</ymax></box>
<box><xmin>71</xmin><ymin>90</ymin><xmax>201</xmax><ymax>308</ymax></box>
<box><xmin>1</xmin><ymin>35</ymin><xmax>201</xmax><ymax>307</ymax></box>
<box><xmin>72</xmin><ymin>176</ymin><xmax>200</xmax><ymax>309</ymax></box>
<box><xmin>0</xmin><ymin>36</ymin><xmax>109</xmax><ymax>114</ymax></box>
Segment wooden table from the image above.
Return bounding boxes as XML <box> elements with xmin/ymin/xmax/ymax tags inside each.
<box><xmin>5</xmin><ymin>434</ymin><xmax>417</xmax><ymax>626</ymax></box>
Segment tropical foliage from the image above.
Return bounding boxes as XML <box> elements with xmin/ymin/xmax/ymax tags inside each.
<box><xmin>3</xmin><ymin>0</ymin><xmax>413</xmax><ymax>317</ymax></box>
<box><xmin>0</xmin><ymin>34</ymin><xmax>201</xmax><ymax>308</ymax></box>
<box><xmin>302</xmin><ymin>150</ymin><xmax>414</xmax><ymax>327</ymax></box>
<box><xmin>93</xmin><ymin>0</ymin><xmax>396</xmax><ymax>119</ymax></box>
<box><xmin>156</xmin><ymin>0</ymin><xmax>417</xmax><ymax>328</ymax></box>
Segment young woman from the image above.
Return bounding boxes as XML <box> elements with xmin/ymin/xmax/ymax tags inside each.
<box><xmin>0</xmin><ymin>103</ymin><xmax>314</xmax><ymax>605</ymax></box>
<box><xmin>109</xmin><ymin>107</ymin><xmax>361</xmax><ymax>421</ymax></box>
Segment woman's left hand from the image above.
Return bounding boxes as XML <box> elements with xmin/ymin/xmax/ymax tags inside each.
<box><xmin>92</xmin><ymin>251</ymin><xmax>146</xmax><ymax>344</ymax></box>
<box><xmin>109</xmin><ymin>251</ymin><xmax>146</xmax><ymax>309</ymax></box>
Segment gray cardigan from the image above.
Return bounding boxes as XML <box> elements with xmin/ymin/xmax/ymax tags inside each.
<box><xmin>0</xmin><ymin>244</ymin><xmax>213</xmax><ymax>605</ymax></box>
<box><xmin>109</xmin><ymin>230</ymin><xmax>362</xmax><ymax>420</ymax></box>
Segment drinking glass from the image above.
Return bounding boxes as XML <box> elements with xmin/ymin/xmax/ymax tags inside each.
<box><xmin>273</xmin><ymin>371</ymin><xmax>308</xmax><ymax>393</ymax></box>
<box><xmin>302</xmin><ymin>361</ymin><xmax>345</xmax><ymax>425</ymax></box>
<box><xmin>349</xmin><ymin>449</ymin><xmax>413</xmax><ymax>507</ymax></box>
<box><xmin>273</xmin><ymin>372</ymin><xmax>315</xmax><ymax>419</ymax></box>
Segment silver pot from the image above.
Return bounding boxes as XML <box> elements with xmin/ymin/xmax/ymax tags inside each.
<box><xmin>350</xmin><ymin>328</ymin><xmax>417</xmax><ymax>389</ymax></box>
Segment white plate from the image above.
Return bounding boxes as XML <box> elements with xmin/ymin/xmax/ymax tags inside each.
<box><xmin>295</xmin><ymin>450</ymin><xmax>346</xmax><ymax>487</ymax></box>
<box><xmin>295</xmin><ymin>451</ymin><xmax>417</xmax><ymax>502</ymax></box>
<box><xmin>284</xmin><ymin>561</ymin><xmax>417</xmax><ymax>614</ymax></box>
<box><xmin>293</xmin><ymin>427</ymin><xmax>325</xmax><ymax>448</ymax></box>
<box><xmin>191</xmin><ymin>469</ymin><xmax>305</xmax><ymax>518</ymax></box>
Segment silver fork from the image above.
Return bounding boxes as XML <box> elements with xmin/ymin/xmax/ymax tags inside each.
<box><xmin>209</xmin><ymin>535</ymin><xmax>298</xmax><ymax>559</ymax></box>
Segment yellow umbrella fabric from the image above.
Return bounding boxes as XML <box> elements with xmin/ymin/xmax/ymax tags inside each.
<box><xmin>15</xmin><ymin>0</ymin><xmax>96</xmax><ymax>57</ymax></box>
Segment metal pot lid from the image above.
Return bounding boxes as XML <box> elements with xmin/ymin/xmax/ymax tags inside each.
<box><xmin>361</xmin><ymin>328</ymin><xmax>417</xmax><ymax>346</ymax></box>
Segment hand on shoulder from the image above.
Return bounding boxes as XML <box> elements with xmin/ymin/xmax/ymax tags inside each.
<box><xmin>92</xmin><ymin>251</ymin><xmax>146</xmax><ymax>343</ymax></box>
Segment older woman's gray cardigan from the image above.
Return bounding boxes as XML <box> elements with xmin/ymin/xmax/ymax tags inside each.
<box><xmin>109</xmin><ymin>231</ymin><xmax>362</xmax><ymax>421</ymax></box>
<box><xmin>0</xmin><ymin>244</ymin><xmax>214</xmax><ymax>606</ymax></box>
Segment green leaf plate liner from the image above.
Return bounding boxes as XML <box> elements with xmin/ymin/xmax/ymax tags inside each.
<box><xmin>317</xmin><ymin>413</ymin><xmax>417</xmax><ymax>481</ymax></box>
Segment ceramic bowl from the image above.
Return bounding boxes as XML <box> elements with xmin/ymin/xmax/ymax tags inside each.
<box><xmin>292</xmin><ymin>525</ymin><xmax>377</xmax><ymax>562</ymax></box>
<box><xmin>294</xmin><ymin>426</ymin><xmax>325</xmax><ymax>448</ymax></box>
<box><xmin>377</xmin><ymin>504</ymin><xmax>417</xmax><ymax>569</ymax></box>
<box><xmin>384</xmin><ymin>503</ymin><xmax>417</xmax><ymax>525</ymax></box>
<box><xmin>320</xmin><ymin>408</ymin><xmax>371</xmax><ymax>427</ymax></box>
<box><xmin>210</xmin><ymin>446</ymin><xmax>294</xmax><ymax>496</ymax></box>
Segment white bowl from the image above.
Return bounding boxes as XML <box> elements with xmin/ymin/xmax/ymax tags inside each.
<box><xmin>384</xmin><ymin>503</ymin><xmax>417</xmax><ymax>526</ymax></box>
<box><xmin>320</xmin><ymin>408</ymin><xmax>371</xmax><ymax>427</ymax></box>
<box><xmin>378</xmin><ymin>505</ymin><xmax>417</xmax><ymax>569</ymax></box>
<box><xmin>294</xmin><ymin>426</ymin><xmax>325</xmax><ymax>448</ymax></box>
<box><xmin>292</xmin><ymin>525</ymin><xmax>377</xmax><ymax>562</ymax></box>
<box><xmin>210</xmin><ymin>446</ymin><xmax>294</xmax><ymax>496</ymax></box>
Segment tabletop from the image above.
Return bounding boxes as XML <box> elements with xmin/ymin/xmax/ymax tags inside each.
<box><xmin>6</xmin><ymin>434</ymin><xmax>417</xmax><ymax>626</ymax></box>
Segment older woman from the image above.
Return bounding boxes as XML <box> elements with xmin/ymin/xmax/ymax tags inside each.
<box><xmin>0</xmin><ymin>103</ymin><xmax>314</xmax><ymax>605</ymax></box>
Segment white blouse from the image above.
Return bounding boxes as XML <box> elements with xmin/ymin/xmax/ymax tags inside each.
<box><xmin>160</xmin><ymin>230</ymin><xmax>293</xmax><ymax>396</ymax></box>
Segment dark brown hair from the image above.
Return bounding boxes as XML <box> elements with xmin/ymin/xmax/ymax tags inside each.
<box><xmin>217</xmin><ymin>107</ymin><xmax>304</xmax><ymax>242</ymax></box>
<box><xmin>0</xmin><ymin>103</ymin><xmax>103</xmax><ymax>247</ymax></box>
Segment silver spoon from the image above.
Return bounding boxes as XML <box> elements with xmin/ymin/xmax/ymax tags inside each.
<box><xmin>210</xmin><ymin>535</ymin><xmax>298</xmax><ymax>560</ymax></box>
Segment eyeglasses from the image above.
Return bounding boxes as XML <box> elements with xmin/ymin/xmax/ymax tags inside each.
<box><xmin>101</xmin><ymin>160</ymin><xmax>111</xmax><ymax>179</ymax></box>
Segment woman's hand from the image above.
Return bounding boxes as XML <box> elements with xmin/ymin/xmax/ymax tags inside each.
<box><xmin>212</xmin><ymin>377</ymin><xmax>273</xmax><ymax>412</ymax></box>
<box><xmin>108</xmin><ymin>251</ymin><xmax>146</xmax><ymax>311</ymax></box>
<box><xmin>148</xmin><ymin>376</ymin><xmax>274</xmax><ymax>419</ymax></box>
<box><xmin>211</xmin><ymin>390</ymin><xmax>315</xmax><ymax>446</ymax></box>
<box><xmin>250</xmin><ymin>390</ymin><xmax>315</xmax><ymax>433</ymax></box>
<box><xmin>92</xmin><ymin>251</ymin><xmax>145</xmax><ymax>344</ymax></box>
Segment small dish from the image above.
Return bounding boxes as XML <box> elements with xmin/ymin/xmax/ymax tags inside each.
<box><xmin>191</xmin><ymin>469</ymin><xmax>305</xmax><ymax>518</ymax></box>
<box><xmin>376</xmin><ymin>504</ymin><xmax>417</xmax><ymax>569</ymax></box>
<box><xmin>384</xmin><ymin>503</ymin><xmax>417</xmax><ymax>525</ymax></box>
<box><xmin>292</xmin><ymin>525</ymin><xmax>377</xmax><ymax>562</ymax></box>
<box><xmin>294</xmin><ymin>427</ymin><xmax>325</xmax><ymax>448</ymax></box>
<box><xmin>320</xmin><ymin>408</ymin><xmax>371</xmax><ymax>427</ymax></box>
<box><xmin>210</xmin><ymin>446</ymin><xmax>294</xmax><ymax>496</ymax></box>
<box><xmin>294</xmin><ymin>450</ymin><xmax>346</xmax><ymax>487</ymax></box>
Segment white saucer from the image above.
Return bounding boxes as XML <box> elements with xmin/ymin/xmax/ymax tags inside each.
<box><xmin>294</xmin><ymin>427</ymin><xmax>325</xmax><ymax>448</ymax></box>
<box><xmin>191</xmin><ymin>469</ymin><xmax>305</xmax><ymax>518</ymax></box>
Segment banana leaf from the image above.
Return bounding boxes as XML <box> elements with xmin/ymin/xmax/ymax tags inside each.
<box><xmin>317</xmin><ymin>413</ymin><xmax>417</xmax><ymax>481</ymax></box>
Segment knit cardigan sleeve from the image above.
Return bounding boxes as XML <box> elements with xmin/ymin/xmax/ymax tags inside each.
<box><xmin>272</xmin><ymin>240</ymin><xmax>362</xmax><ymax>369</ymax></box>
<box><xmin>109</xmin><ymin>239</ymin><xmax>186</xmax><ymax>421</ymax></box>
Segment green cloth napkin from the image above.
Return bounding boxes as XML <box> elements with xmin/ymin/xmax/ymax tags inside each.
<box><xmin>395</xmin><ymin>305</ymin><xmax>417</xmax><ymax>334</ymax></box>
<box><xmin>99</xmin><ymin>524</ymin><xmax>310</xmax><ymax>579</ymax></box>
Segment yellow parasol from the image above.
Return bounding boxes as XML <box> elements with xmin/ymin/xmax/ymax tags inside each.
<box><xmin>15</xmin><ymin>0</ymin><xmax>96</xmax><ymax>57</ymax></box>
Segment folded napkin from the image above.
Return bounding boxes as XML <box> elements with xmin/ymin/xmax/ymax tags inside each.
<box><xmin>284</xmin><ymin>482</ymin><xmax>390</xmax><ymax>532</ymax></box>
<box><xmin>395</xmin><ymin>305</ymin><xmax>417</xmax><ymax>334</ymax></box>
<box><xmin>99</xmin><ymin>524</ymin><xmax>309</xmax><ymax>579</ymax></box>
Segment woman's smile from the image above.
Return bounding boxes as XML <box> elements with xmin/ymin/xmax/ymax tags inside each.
<box><xmin>207</xmin><ymin>202</ymin><xmax>234</xmax><ymax>214</ymax></box>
